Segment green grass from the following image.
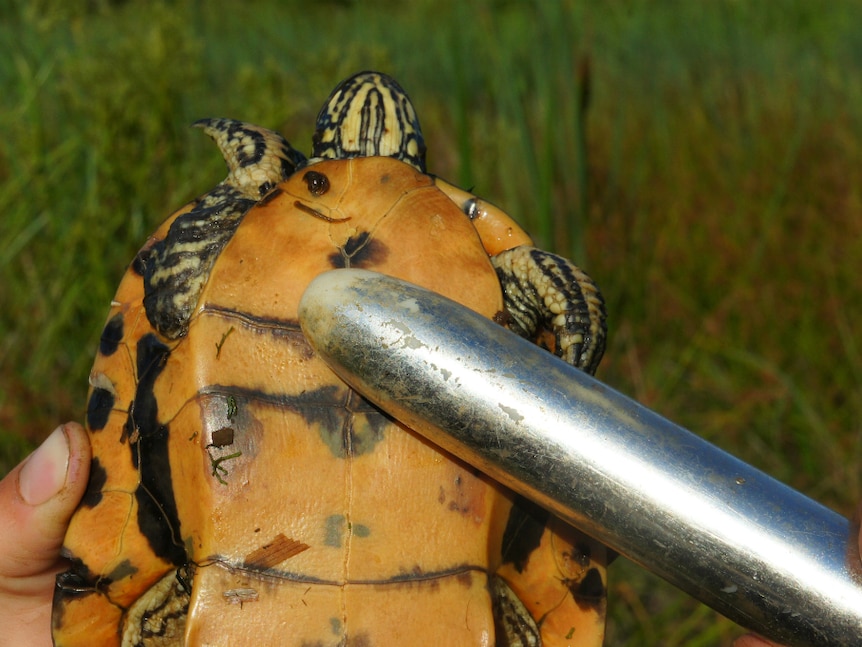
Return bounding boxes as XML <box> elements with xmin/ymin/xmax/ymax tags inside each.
<box><xmin>2</xmin><ymin>0</ymin><xmax>862</xmax><ymax>644</ymax></box>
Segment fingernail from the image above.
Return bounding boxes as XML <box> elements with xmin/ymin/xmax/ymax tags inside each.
<box><xmin>18</xmin><ymin>425</ymin><xmax>70</xmax><ymax>506</ymax></box>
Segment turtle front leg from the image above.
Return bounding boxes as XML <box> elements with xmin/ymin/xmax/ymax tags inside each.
<box><xmin>491</xmin><ymin>246</ymin><xmax>607</xmax><ymax>375</ymax></box>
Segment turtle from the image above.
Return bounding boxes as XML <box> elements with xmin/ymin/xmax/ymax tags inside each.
<box><xmin>52</xmin><ymin>71</ymin><xmax>609</xmax><ymax>646</ymax></box>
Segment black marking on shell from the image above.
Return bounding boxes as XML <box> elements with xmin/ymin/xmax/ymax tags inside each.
<box><xmin>569</xmin><ymin>567</ymin><xmax>606</xmax><ymax>610</ymax></box>
<box><xmin>201</xmin><ymin>383</ymin><xmax>390</xmax><ymax>458</ymax></box>
<box><xmin>201</xmin><ymin>383</ymin><xmax>332</xmax><ymax>408</ymax></box>
<box><xmin>52</xmin><ymin>559</ymin><xmax>99</xmax><ymax>625</ymax></box>
<box><xmin>80</xmin><ymin>456</ymin><xmax>107</xmax><ymax>508</ymax></box>
<box><xmin>51</xmin><ymin>575</ymin><xmax>75</xmax><ymax>629</ymax></box>
<box><xmin>200</xmin><ymin>383</ymin><xmax>385</xmax><ymax>416</ymax></box>
<box><xmin>99</xmin><ymin>313</ymin><xmax>124</xmax><ymax>356</ymax></box>
<box><xmin>312</xmin><ymin>71</ymin><xmax>427</xmax><ymax>172</ymax></box>
<box><xmin>52</xmin><ymin>559</ymin><xmax>111</xmax><ymax>636</ymax></box>
<box><xmin>86</xmin><ymin>386</ymin><xmax>115</xmax><ymax>432</ymax></box>
<box><xmin>124</xmin><ymin>333</ymin><xmax>186</xmax><ymax>568</ymax></box>
<box><xmin>55</xmin><ymin>557</ymin><xmax>96</xmax><ymax>590</ymax></box>
<box><xmin>500</xmin><ymin>495</ymin><xmax>549</xmax><ymax>573</ymax></box>
<box><xmin>328</xmin><ymin>231</ymin><xmax>389</xmax><ymax>269</ymax></box>
<box><xmin>318</xmin><ymin>396</ymin><xmax>391</xmax><ymax>458</ymax></box>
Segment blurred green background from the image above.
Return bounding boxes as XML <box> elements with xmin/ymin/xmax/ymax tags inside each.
<box><xmin>1</xmin><ymin>0</ymin><xmax>860</xmax><ymax>644</ymax></box>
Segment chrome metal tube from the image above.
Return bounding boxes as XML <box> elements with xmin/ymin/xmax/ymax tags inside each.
<box><xmin>298</xmin><ymin>268</ymin><xmax>862</xmax><ymax>647</ymax></box>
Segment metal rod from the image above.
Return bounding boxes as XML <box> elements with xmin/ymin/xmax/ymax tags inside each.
<box><xmin>298</xmin><ymin>268</ymin><xmax>862</xmax><ymax>647</ymax></box>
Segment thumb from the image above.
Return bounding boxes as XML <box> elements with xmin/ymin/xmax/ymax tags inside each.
<box><xmin>0</xmin><ymin>422</ymin><xmax>90</xmax><ymax>589</ymax></box>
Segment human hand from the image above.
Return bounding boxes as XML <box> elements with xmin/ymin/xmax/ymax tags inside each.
<box><xmin>0</xmin><ymin>423</ymin><xmax>90</xmax><ymax>647</ymax></box>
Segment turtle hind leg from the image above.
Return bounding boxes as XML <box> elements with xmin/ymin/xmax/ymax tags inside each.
<box><xmin>491</xmin><ymin>246</ymin><xmax>607</xmax><ymax>375</ymax></box>
<box><xmin>490</xmin><ymin>575</ymin><xmax>542</xmax><ymax>647</ymax></box>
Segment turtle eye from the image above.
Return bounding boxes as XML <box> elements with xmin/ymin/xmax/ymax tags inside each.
<box><xmin>303</xmin><ymin>171</ymin><xmax>330</xmax><ymax>196</ymax></box>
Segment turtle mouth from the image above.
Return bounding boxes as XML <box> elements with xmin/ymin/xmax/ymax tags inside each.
<box><xmin>293</xmin><ymin>200</ymin><xmax>351</xmax><ymax>223</ymax></box>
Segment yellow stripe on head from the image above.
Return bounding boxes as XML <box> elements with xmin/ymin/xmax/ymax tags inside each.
<box><xmin>312</xmin><ymin>71</ymin><xmax>427</xmax><ymax>172</ymax></box>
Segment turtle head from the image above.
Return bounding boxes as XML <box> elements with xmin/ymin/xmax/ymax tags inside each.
<box><xmin>311</xmin><ymin>71</ymin><xmax>427</xmax><ymax>172</ymax></box>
